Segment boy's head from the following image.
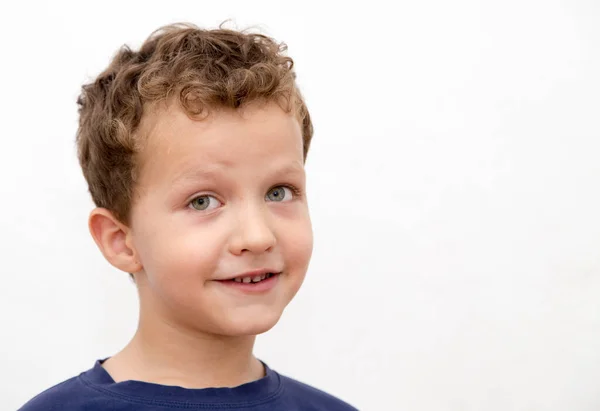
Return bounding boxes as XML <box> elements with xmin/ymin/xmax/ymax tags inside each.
<box><xmin>77</xmin><ymin>23</ymin><xmax>314</xmax><ymax>337</ymax></box>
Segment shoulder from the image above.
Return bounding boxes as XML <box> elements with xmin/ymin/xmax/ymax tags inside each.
<box><xmin>18</xmin><ymin>375</ymin><xmax>78</xmax><ymax>411</ymax></box>
<box><xmin>18</xmin><ymin>372</ymin><xmax>108</xmax><ymax>411</ymax></box>
<box><xmin>279</xmin><ymin>373</ymin><xmax>358</xmax><ymax>410</ymax></box>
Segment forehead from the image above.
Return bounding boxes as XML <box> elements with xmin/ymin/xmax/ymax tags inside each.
<box><xmin>137</xmin><ymin>101</ymin><xmax>305</xmax><ymax>184</ymax></box>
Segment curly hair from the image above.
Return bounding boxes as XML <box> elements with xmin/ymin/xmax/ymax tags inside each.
<box><xmin>76</xmin><ymin>22</ymin><xmax>313</xmax><ymax>224</ymax></box>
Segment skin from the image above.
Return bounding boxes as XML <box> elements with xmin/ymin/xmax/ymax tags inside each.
<box><xmin>89</xmin><ymin>101</ymin><xmax>313</xmax><ymax>389</ymax></box>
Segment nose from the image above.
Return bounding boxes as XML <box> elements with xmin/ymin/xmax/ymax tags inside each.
<box><xmin>228</xmin><ymin>204</ymin><xmax>276</xmax><ymax>255</ymax></box>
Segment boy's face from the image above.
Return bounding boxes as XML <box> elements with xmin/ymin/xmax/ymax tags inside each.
<box><xmin>128</xmin><ymin>102</ymin><xmax>313</xmax><ymax>337</ymax></box>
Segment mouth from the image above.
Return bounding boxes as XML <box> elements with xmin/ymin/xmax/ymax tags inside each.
<box><xmin>215</xmin><ymin>271</ymin><xmax>282</xmax><ymax>293</ymax></box>
<box><xmin>228</xmin><ymin>272</ymin><xmax>278</xmax><ymax>284</ymax></box>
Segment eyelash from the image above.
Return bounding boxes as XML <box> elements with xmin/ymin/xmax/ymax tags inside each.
<box><xmin>274</xmin><ymin>184</ymin><xmax>302</xmax><ymax>198</ymax></box>
<box><xmin>186</xmin><ymin>184</ymin><xmax>303</xmax><ymax>209</ymax></box>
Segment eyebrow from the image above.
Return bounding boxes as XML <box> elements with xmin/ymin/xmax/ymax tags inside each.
<box><xmin>267</xmin><ymin>162</ymin><xmax>306</xmax><ymax>177</ymax></box>
<box><xmin>171</xmin><ymin>161</ymin><xmax>305</xmax><ymax>186</ymax></box>
<box><xmin>172</xmin><ymin>166</ymin><xmax>224</xmax><ymax>184</ymax></box>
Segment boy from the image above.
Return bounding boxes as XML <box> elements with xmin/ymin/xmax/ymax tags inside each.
<box><xmin>19</xmin><ymin>23</ymin><xmax>357</xmax><ymax>410</ymax></box>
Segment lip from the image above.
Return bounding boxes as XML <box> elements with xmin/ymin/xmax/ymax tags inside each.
<box><xmin>219</xmin><ymin>268</ymin><xmax>281</xmax><ymax>281</ymax></box>
<box><xmin>215</xmin><ymin>272</ymin><xmax>281</xmax><ymax>294</ymax></box>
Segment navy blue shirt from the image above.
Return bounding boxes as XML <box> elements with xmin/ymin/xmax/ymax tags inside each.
<box><xmin>18</xmin><ymin>360</ymin><xmax>357</xmax><ymax>410</ymax></box>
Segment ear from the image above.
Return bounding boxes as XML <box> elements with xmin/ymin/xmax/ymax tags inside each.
<box><xmin>88</xmin><ymin>208</ymin><xmax>142</xmax><ymax>274</ymax></box>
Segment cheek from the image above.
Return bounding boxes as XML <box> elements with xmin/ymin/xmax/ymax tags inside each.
<box><xmin>133</xmin><ymin>217</ymin><xmax>223</xmax><ymax>282</ymax></box>
<box><xmin>282</xmin><ymin>216</ymin><xmax>313</xmax><ymax>271</ymax></box>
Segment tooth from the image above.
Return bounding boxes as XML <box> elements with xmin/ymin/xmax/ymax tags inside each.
<box><xmin>252</xmin><ymin>275</ymin><xmax>262</xmax><ymax>283</ymax></box>
<box><xmin>234</xmin><ymin>278</ymin><xmax>242</xmax><ymax>283</ymax></box>
<box><xmin>259</xmin><ymin>274</ymin><xmax>266</xmax><ymax>281</ymax></box>
<box><xmin>242</xmin><ymin>277</ymin><xmax>252</xmax><ymax>283</ymax></box>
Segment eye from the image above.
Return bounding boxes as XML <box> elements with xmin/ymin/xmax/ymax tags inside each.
<box><xmin>188</xmin><ymin>195</ymin><xmax>221</xmax><ymax>211</ymax></box>
<box><xmin>266</xmin><ymin>186</ymin><xmax>294</xmax><ymax>202</ymax></box>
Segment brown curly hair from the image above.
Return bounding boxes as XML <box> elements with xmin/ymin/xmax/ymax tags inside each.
<box><xmin>76</xmin><ymin>22</ymin><xmax>313</xmax><ymax>224</ymax></box>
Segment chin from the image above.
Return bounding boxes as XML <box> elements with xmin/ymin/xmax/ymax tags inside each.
<box><xmin>218</xmin><ymin>308</ymin><xmax>284</xmax><ymax>337</ymax></box>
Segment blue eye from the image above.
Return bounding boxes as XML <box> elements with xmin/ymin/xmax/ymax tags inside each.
<box><xmin>266</xmin><ymin>186</ymin><xmax>294</xmax><ymax>202</ymax></box>
<box><xmin>189</xmin><ymin>195</ymin><xmax>221</xmax><ymax>211</ymax></box>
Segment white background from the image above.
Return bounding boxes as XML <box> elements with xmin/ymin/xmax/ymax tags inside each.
<box><xmin>1</xmin><ymin>1</ymin><xmax>599</xmax><ymax>410</ymax></box>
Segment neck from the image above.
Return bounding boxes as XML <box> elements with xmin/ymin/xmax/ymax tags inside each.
<box><xmin>102</xmin><ymin>295</ymin><xmax>264</xmax><ymax>388</ymax></box>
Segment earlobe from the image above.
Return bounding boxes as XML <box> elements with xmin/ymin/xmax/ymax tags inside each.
<box><xmin>88</xmin><ymin>208</ymin><xmax>142</xmax><ymax>274</ymax></box>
